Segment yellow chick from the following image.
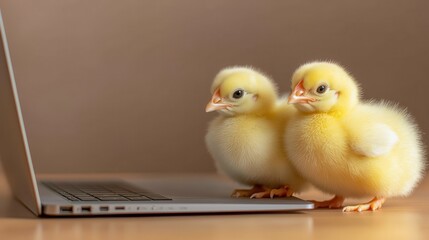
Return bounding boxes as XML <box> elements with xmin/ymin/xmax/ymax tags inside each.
<box><xmin>285</xmin><ymin>61</ymin><xmax>425</xmax><ymax>212</ymax></box>
<box><xmin>205</xmin><ymin>66</ymin><xmax>307</xmax><ymax>198</ymax></box>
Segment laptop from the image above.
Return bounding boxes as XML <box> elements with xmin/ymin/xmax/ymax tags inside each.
<box><xmin>0</xmin><ymin>11</ymin><xmax>313</xmax><ymax>216</ymax></box>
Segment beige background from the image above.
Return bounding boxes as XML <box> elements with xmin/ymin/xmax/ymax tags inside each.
<box><xmin>0</xmin><ymin>0</ymin><xmax>428</xmax><ymax>174</ymax></box>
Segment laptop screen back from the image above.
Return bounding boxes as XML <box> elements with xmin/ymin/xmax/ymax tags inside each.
<box><xmin>0</xmin><ymin>10</ymin><xmax>41</xmax><ymax>215</ymax></box>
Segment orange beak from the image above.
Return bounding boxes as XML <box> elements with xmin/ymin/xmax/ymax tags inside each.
<box><xmin>288</xmin><ymin>79</ymin><xmax>317</xmax><ymax>104</ymax></box>
<box><xmin>205</xmin><ymin>88</ymin><xmax>231</xmax><ymax>112</ymax></box>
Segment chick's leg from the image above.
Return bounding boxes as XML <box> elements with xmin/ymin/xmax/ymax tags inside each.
<box><xmin>342</xmin><ymin>197</ymin><xmax>385</xmax><ymax>212</ymax></box>
<box><xmin>231</xmin><ymin>185</ymin><xmax>265</xmax><ymax>198</ymax></box>
<box><xmin>312</xmin><ymin>195</ymin><xmax>345</xmax><ymax>209</ymax></box>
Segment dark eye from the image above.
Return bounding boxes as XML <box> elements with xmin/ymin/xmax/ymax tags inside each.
<box><xmin>232</xmin><ymin>89</ymin><xmax>244</xmax><ymax>99</ymax></box>
<box><xmin>316</xmin><ymin>85</ymin><xmax>328</xmax><ymax>94</ymax></box>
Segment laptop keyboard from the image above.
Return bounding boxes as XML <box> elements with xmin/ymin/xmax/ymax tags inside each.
<box><xmin>43</xmin><ymin>181</ymin><xmax>172</xmax><ymax>202</ymax></box>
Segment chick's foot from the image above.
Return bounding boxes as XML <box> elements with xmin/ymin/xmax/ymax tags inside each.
<box><xmin>342</xmin><ymin>197</ymin><xmax>385</xmax><ymax>212</ymax></box>
<box><xmin>250</xmin><ymin>189</ymin><xmax>272</xmax><ymax>199</ymax></box>
<box><xmin>269</xmin><ymin>186</ymin><xmax>294</xmax><ymax>198</ymax></box>
<box><xmin>248</xmin><ymin>186</ymin><xmax>293</xmax><ymax>199</ymax></box>
<box><xmin>231</xmin><ymin>185</ymin><xmax>265</xmax><ymax>198</ymax></box>
<box><xmin>312</xmin><ymin>195</ymin><xmax>345</xmax><ymax>209</ymax></box>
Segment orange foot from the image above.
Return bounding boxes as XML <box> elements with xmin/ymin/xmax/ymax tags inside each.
<box><xmin>250</xmin><ymin>186</ymin><xmax>293</xmax><ymax>199</ymax></box>
<box><xmin>312</xmin><ymin>195</ymin><xmax>345</xmax><ymax>209</ymax></box>
<box><xmin>269</xmin><ymin>186</ymin><xmax>294</xmax><ymax>198</ymax></box>
<box><xmin>342</xmin><ymin>197</ymin><xmax>385</xmax><ymax>212</ymax></box>
<box><xmin>231</xmin><ymin>185</ymin><xmax>265</xmax><ymax>198</ymax></box>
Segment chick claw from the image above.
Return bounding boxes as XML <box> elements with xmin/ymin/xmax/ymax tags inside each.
<box><xmin>269</xmin><ymin>186</ymin><xmax>294</xmax><ymax>198</ymax></box>
<box><xmin>342</xmin><ymin>197</ymin><xmax>385</xmax><ymax>212</ymax></box>
<box><xmin>250</xmin><ymin>190</ymin><xmax>271</xmax><ymax>199</ymax></box>
<box><xmin>250</xmin><ymin>186</ymin><xmax>293</xmax><ymax>199</ymax></box>
<box><xmin>312</xmin><ymin>195</ymin><xmax>345</xmax><ymax>209</ymax></box>
<box><xmin>231</xmin><ymin>185</ymin><xmax>265</xmax><ymax>198</ymax></box>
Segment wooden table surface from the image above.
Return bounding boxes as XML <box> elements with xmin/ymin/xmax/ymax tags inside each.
<box><xmin>1</xmin><ymin>173</ymin><xmax>428</xmax><ymax>240</ymax></box>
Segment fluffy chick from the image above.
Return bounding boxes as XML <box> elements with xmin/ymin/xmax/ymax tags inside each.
<box><xmin>205</xmin><ymin>66</ymin><xmax>307</xmax><ymax>198</ymax></box>
<box><xmin>285</xmin><ymin>61</ymin><xmax>425</xmax><ymax>211</ymax></box>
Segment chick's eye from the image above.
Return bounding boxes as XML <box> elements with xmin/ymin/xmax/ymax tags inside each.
<box><xmin>232</xmin><ymin>90</ymin><xmax>244</xmax><ymax>99</ymax></box>
<box><xmin>316</xmin><ymin>85</ymin><xmax>328</xmax><ymax>94</ymax></box>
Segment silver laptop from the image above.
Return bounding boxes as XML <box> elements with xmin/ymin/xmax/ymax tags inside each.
<box><xmin>0</xmin><ymin>11</ymin><xmax>313</xmax><ymax>216</ymax></box>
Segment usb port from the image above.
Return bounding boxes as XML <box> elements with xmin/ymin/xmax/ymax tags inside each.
<box><xmin>60</xmin><ymin>206</ymin><xmax>73</xmax><ymax>213</ymax></box>
<box><xmin>81</xmin><ymin>206</ymin><xmax>91</xmax><ymax>213</ymax></box>
<box><xmin>99</xmin><ymin>206</ymin><xmax>109</xmax><ymax>211</ymax></box>
<box><xmin>115</xmin><ymin>206</ymin><xmax>125</xmax><ymax>210</ymax></box>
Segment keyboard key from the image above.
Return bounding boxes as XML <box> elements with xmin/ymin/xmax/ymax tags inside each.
<box><xmin>125</xmin><ymin>196</ymin><xmax>151</xmax><ymax>201</ymax></box>
<box><xmin>142</xmin><ymin>194</ymin><xmax>172</xmax><ymax>200</ymax></box>
<box><xmin>65</xmin><ymin>196</ymin><xmax>80</xmax><ymax>201</ymax></box>
<box><xmin>97</xmin><ymin>196</ymin><xmax>129</xmax><ymax>201</ymax></box>
<box><xmin>92</xmin><ymin>193</ymin><xmax>121</xmax><ymax>197</ymax></box>
<box><xmin>77</xmin><ymin>196</ymin><xmax>99</xmax><ymax>201</ymax></box>
<box><xmin>120</xmin><ymin>193</ymin><xmax>141</xmax><ymax>197</ymax></box>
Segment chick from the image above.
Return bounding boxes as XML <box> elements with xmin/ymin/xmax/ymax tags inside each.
<box><xmin>284</xmin><ymin>61</ymin><xmax>425</xmax><ymax>211</ymax></box>
<box><xmin>205</xmin><ymin>66</ymin><xmax>307</xmax><ymax>198</ymax></box>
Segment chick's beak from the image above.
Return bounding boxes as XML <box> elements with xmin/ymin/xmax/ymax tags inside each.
<box><xmin>205</xmin><ymin>88</ymin><xmax>231</xmax><ymax>112</ymax></box>
<box><xmin>288</xmin><ymin>79</ymin><xmax>316</xmax><ymax>104</ymax></box>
